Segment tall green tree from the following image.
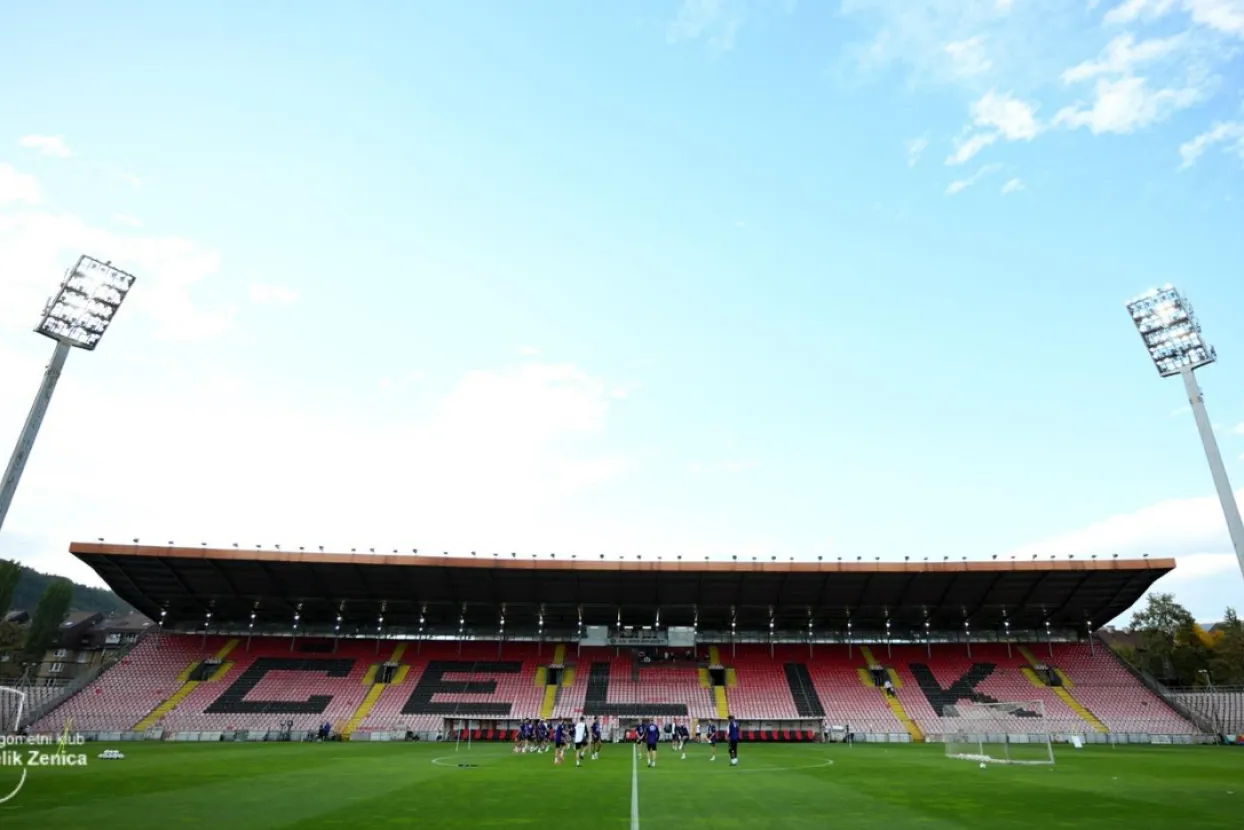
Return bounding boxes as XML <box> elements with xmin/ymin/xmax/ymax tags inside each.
<box><xmin>1208</xmin><ymin>607</ymin><xmax>1244</xmax><ymax>686</ymax></box>
<box><xmin>23</xmin><ymin>578</ymin><xmax>73</xmax><ymax>661</ymax></box>
<box><xmin>1128</xmin><ymin>592</ymin><xmax>1210</xmax><ymax>685</ymax></box>
<box><xmin>0</xmin><ymin>559</ymin><xmax>20</xmax><ymax>617</ymax></box>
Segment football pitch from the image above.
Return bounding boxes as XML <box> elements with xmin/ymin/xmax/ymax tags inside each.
<box><xmin>0</xmin><ymin>741</ymin><xmax>1238</xmax><ymax>829</ymax></box>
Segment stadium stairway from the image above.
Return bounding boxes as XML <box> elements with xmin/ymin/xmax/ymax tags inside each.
<box><xmin>341</xmin><ymin>642</ymin><xmax>410</xmax><ymax>737</ymax></box>
<box><xmin>709</xmin><ymin>646</ymin><xmax>730</xmax><ymax>718</ymax></box>
<box><xmin>133</xmin><ymin>638</ymin><xmax>239</xmax><ymax>731</ymax></box>
<box><xmin>1017</xmin><ymin>645</ymin><xmax>1108</xmax><ymax>733</ymax></box>
<box><xmin>538</xmin><ymin>644</ymin><xmax>566</xmax><ymax>719</ymax></box>
<box><xmin>859</xmin><ymin>646</ymin><xmax>924</xmax><ymax>742</ymax></box>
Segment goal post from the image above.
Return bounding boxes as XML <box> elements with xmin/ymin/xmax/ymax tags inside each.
<box><xmin>942</xmin><ymin>700</ymin><xmax>1055</xmax><ymax>765</ymax></box>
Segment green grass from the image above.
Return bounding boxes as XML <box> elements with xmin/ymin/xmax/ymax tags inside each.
<box><xmin>1</xmin><ymin>740</ymin><xmax>1240</xmax><ymax>829</ymax></box>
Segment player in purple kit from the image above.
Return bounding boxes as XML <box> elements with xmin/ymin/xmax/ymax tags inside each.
<box><xmin>644</xmin><ymin>719</ymin><xmax>661</xmax><ymax>768</ymax></box>
<box><xmin>553</xmin><ymin>720</ymin><xmax>567</xmax><ymax>765</ymax></box>
<box><xmin>676</xmin><ymin>722</ymin><xmax>691</xmax><ymax>760</ymax></box>
<box><xmin>727</xmin><ymin>714</ymin><xmax>741</xmax><ymax>766</ymax></box>
<box><xmin>590</xmin><ymin>717</ymin><xmax>602</xmax><ymax>760</ymax></box>
<box><xmin>707</xmin><ymin>720</ymin><xmax>719</xmax><ymax>762</ymax></box>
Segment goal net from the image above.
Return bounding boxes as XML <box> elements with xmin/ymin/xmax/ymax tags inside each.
<box><xmin>943</xmin><ymin>700</ymin><xmax>1054</xmax><ymax>765</ymax></box>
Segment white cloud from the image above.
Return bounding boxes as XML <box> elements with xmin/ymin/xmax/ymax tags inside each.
<box><xmin>1055</xmin><ymin>76</ymin><xmax>1203</xmax><ymax>134</ymax></box>
<box><xmin>248</xmin><ymin>282</ymin><xmax>300</xmax><ymax>305</ymax></box>
<box><xmin>946</xmin><ymin>162</ymin><xmax>1002</xmax><ymax>194</ymax></box>
<box><xmin>0</xmin><ymin>357</ymin><xmax>636</xmax><ymax>584</ymax></box>
<box><xmin>520</xmin><ymin>345</ymin><xmax>542</xmax><ymax>356</ymax></box>
<box><xmin>946</xmin><ymin>91</ymin><xmax>1040</xmax><ymax>165</ymax></box>
<box><xmin>1104</xmin><ymin>0</ymin><xmax>1178</xmax><ymax>24</ymax></box>
<box><xmin>974</xmin><ymin>90</ymin><xmax>1042</xmax><ymax>139</ymax></box>
<box><xmin>112</xmin><ymin>214</ymin><xmax>143</xmax><ymax>228</ymax></box>
<box><xmin>18</xmin><ymin>134</ymin><xmax>71</xmax><ymax>159</ymax></box>
<box><xmin>906</xmin><ymin>134</ymin><xmax>931</xmax><ymax>166</ymax></box>
<box><xmin>1178</xmin><ymin>121</ymin><xmax>1244</xmax><ymax>167</ymax></box>
<box><xmin>1105</xmin><ymin>0</ymin><xmax>1244</xmax><ymax>37</ymax></box>
<box><xmin>1184</xmin><ymin>0</ymin><xmax>1244</xmax><ymax>37</ymax></box>
<box><xmin>840</xmin><ymin>0</ymin><xmax>1058</xmax><ymax>86</ymax></box>
<box><xmin>1234</xmin><ymin>422</ymin><xmax>1244</xmax><ymax>434</ymax></box>
<box><xmin>1000</xmin><ymin>488</ymin><xmax>1244</xmax><ymax>619</ymax></box>
<box><xmin>946</xmin><ymin>131</ymin><xmax>999</xmax><ymax>165</ymax></box>
<box><xmin>945</xmin><ymin>35</ymin><xmax>993</xmax><ymax>77</ymax></box>
<box><xmin>667</xmin><ymin>0</ymin><xmax>749</xmax><ymax>52</ymax></box>
<box><xmin>1061</xmin><ymin>33</ymin><xmax>1186</xmax><ymax>83</ymax></box>
<box><xmin>0</xmin><ymin>163</ymin><xmax>43</xmax><ymax>206</ymax></box>
<box><xmin>666</xmin><ymin>0</ymin><xmax>799</xmax><ymax>52</ymax></box>
<box><xmin>1000</xmin><ymin>177</ymin><xmax>1024</xmax><ymax>193</ymax></box>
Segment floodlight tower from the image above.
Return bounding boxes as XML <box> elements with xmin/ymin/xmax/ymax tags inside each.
<box><xmin>0</xmin><ymin>255</ymin><xmax>136</xmax><ymax>534</ymax></box>
<box><xmin>1125</xmin><ymin>284</ymin><xmax>1244</xmax><ymax>583</ymax></box>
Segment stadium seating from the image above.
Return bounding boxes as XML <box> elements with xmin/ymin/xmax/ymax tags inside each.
<box><xmin>358</xmin><ymin>641</ymin><xmax>547</xmax><ymax>736</ymax></box>
<box><xmin>552</xmin><ymin>648</ymin><xmax>716</xmax><ymax>720</ymax></box>
<box><xmin>800</xmin><ymin>645</ymin><xmax>906</xmax><ymax>735</ymax></box>
<box><xmin>30</xmin><ymin>634</ymin><xmax>228</xmax><ymax>732</ymax></box>
<box><xmin>1170</xmin><ymin>689</ymin><xmax>1244</xmax><ymax>734</ymax></box>
<box><xmin>28</xmin><ymin>634</ymin><xmax>1202</xmax><ymax>738</ymax></box>
<box><xmin>1052</xmin><ymin>642</ymin><xmax>1199</xmax><ymax>734</ymax></box>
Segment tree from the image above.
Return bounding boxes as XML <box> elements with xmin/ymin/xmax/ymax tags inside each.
<box><xmin>0</xmin><ymin>621</ymin><xmax>22</xmax><ymax>653</ymax></box>
<box><xmin>1128</xmin><ymin>593</ymin><xmax>1210</xmax><ymax>685</ymax></box>
<box><xmin>0</xmin><ymin>559</ymin><xmax>20</xmax><ymax>617</ymax></box>
<box><xmin>1208</xmin><ymin>607</ymin><xmax>1244</xmax><ymax>686</ymax></box>
<box><xmin>23</xmin><ymin>578</ymin><xmax>73</xmax><ymax>661</ymax></box>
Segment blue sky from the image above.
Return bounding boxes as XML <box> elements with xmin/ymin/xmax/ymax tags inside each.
<box><xmin>1</xmin><ymin>0</ymin><xmax>1242</xmax><ymax>623</ymax></box>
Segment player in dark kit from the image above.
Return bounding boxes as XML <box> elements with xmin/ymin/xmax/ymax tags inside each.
<box><xmin>590</xmin><ymin>717</ymin><xmax>602</xmax><ymax>760</ymax></box>
<box><xmin>677</xmin><ymin>722</ymin><xmax>691</xmax><ymax>760</ymax></box>
<box><xmin>727</xmin><ymin>715</ymin><xmax>740</xmax><ymax>766</ymax></box>
<box><xmin>707</xmin><ymin>721</ymin><xmax>719</xmax><ymax>762</ymax></box>
<box><xmin>554</xmin><ymin>721</ymin><xmax>567</xmax><ymax>765</ymax></box>
<box><xmin>645</xmin><ymin>719</ymin><xmax>661</xmax><ymax>768</ymax></box>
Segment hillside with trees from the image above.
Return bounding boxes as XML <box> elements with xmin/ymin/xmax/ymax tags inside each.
<box><xmin>2</xmin><ymin>559</ymin><xmax>133</xmax><ymax>617</ymax></box>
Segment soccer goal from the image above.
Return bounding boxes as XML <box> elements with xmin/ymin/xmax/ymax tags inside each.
<box><xmin>942</xmin><ymin>701</ymin><xmax>1055</xmax><ymax>765</ymax></box>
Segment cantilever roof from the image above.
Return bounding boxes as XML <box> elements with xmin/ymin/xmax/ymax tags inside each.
<box><xmin>69</xmin><ymin>543</ymin><xmax>1174</xmax><ymax>634</ymax></box>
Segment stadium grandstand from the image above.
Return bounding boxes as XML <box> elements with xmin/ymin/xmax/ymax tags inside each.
<box><xmin>12</xmin><ymin>542</ymin><xmax>1222</xmax><ymax>746</ymax></box>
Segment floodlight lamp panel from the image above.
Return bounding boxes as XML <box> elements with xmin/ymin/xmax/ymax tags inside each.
<box><xmin>35</xmin><ymin>255</ymin><xmax>137</xmax><ymax>350</ymax></box>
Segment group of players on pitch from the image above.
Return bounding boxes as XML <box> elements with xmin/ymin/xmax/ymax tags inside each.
<box><xmin>513</xmin><ymin>717</ymin><xmax>603</xmax><ymax>767</ymax></box>
<box><xmin>514</xmin><ymin>715</ymin><xmax>742</xmax><ymax>768</ymax></box>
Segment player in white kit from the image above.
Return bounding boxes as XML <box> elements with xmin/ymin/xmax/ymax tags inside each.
<box><xmin>573</xmin><ymin>717</ymin><xmax>589</xmax><ymax>767</ymax></box>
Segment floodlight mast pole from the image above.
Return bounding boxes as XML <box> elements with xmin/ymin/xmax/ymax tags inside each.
<box><xmin>0</xmin><ymin>342</ymin><xmax>72</xmax><ymax>532</ymax></box>
<box><xmin>0</xmin><ymin>255</ymin><xmax>136</xmax><ymax>536</ymax></box>
<box><xmin>1125</xmin><ymin>284</ymin><xmax>1244</xmax><ymax>585</ymax></box>
<box><xmin>1180</xmin><ymin>366</ymin><xmax>1244</xmax><ymax>581</ymax></box>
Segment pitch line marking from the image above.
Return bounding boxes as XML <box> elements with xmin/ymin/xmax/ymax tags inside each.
<box><xmin>430</xmin><ymin>752</ymin><xmax>509</xmax><ymax>768</ymax></box>
<box><xmin>631</xmin><ymin>742</ymin><xmax>640</xmax><ymax>830</ymax></box>
<box><xmin>733</xmin><ymin>758</ymin><xmax>835</xmax><ymax>774</ymax></box>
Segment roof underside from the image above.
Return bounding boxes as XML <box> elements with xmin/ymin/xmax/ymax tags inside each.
<box><xmin>71</xmin><ymin>544</ymin><xmax>1174</xmax><ymax>634</ymax></box>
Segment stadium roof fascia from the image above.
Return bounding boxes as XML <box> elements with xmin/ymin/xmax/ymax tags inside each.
<box><xmin>69</xmin><ymin>543</ymin><xmax>1175</xmax><ymax>634</ymax></box>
